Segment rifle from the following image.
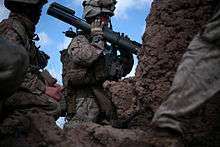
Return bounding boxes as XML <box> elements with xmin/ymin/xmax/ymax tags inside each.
<box><xmin>47</xmin><ymin>2</ymin><xmax>141</xmax><ymax>55</ymax></box>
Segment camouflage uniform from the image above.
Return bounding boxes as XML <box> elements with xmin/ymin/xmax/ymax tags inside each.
<box><xmin>153</xmin><ymin>3</ymin><xmax>220</xmax><ymax>136</ymax></box>
<box><xmin>0</xmin><ymin>36</ymin><xmax>29</xmax><ymax>122</ymax></box>
<box><xmin>62</xmin><ymin>33</ymin><xmax>133</xmax><ymax>127</ymax></box>
<box><xmin>0</xmin><ymin>37</ymin><xmax>28</xmax><ymax>97</ymax></box>
<box><xmin>61</xmin><ymin>0</ymin><xmax>134</xmax><ymax>128</ymax></box>
<box><xmin>0</xmin><ymin>3</ymin><xmax>74</xmax><ymax>146</ymax></box>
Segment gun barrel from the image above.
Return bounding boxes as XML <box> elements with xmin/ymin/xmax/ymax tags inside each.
<box><xmin>103</xmin><ymin>28</ymin><xmax>140</xmax><ymax>55</ymax></box>
<box><xmin>50</xmin><ymin>2</ymin><xmax>76</xmax><ymax>16</ymax></box>
<box><xmin>47</xmin><ymin>2</ymin><xmax>141</xmax><ymax>55</ymax></box>
<box><xmin>47</xmin><ymin>4</ymin><xmax>91</xmax><ymax>32</ymax></box>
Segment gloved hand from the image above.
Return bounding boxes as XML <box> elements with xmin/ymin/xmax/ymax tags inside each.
<box><xmin>45</xmin><ymin>84</ymin><xmax>64</xmax><ymax>102</ymax></box>
<box><xmin>91</xmin><ymin>18</ymin><xmax>105</xmax><ymax>36</ymax></box>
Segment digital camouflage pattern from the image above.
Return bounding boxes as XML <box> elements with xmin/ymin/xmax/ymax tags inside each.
<box><xmin>83</xmin><ymin>0</ymin><xmax>117</xmax><ymax>20</ymax></box>
<box><xmin>0</xmin><ymin>8</ymin><xmax>76</xmax><ymax>146</ymax></box>
<box><xmin>68</xmin><ymin>35</ymin><xmax>104</xmax><ymax>68</ymax></box>
<box><xmin>0</xmin><ymin>37</ymin><xmax>29</xmax><ymax>122</ymax></box>
<box><xmin>0</xmin><ymin>37</ymin><xmax>28</xmax><ymax>97</ymax></box>
<box><xmin>0</xmin><ymin>13</ymin><xmax>46</xmax><ymax>95</ymax></box>
<box><xmin>153</xmin><ymin>4</ymin><xmax>220</xmax><ymax>135</ymax></box>
<box><xmin>62</xmin><ymin>34</ymin><xmax>105</xmax><ymax>127</ymax></box>
<box><xmin>62</xmin><ymin>31</ymin><xmax>133</xmax><ymax>127</ymax></box>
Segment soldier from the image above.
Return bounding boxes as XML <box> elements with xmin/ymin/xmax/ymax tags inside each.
<box><xmin>0</xmin><ymin>38</ymin><xmax>29</xmax><ymax>122</ymax></box>
<box><xmin>0</xmin><ymin>38</ymin><xmax>29</xmax><ymax>97</ymax></box>
<box><xmin>61</xmin><ymin>0</ymin><xmax>134</xmax><ymax>128</ymax></box>
<box><xmin>145</xmin><ymin>1</ymin><xmax>220</xmax><ymax>147</ymax></box>
<box><xmin>0</xmin><ymin>0</ymin><xmax>75</xmax><ymax>146</ymax></box>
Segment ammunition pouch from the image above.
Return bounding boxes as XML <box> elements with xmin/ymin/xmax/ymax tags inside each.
<box><xmin>93</xmin><ymin>51</ymin><xmax>133</xmax><ymax>82</ymax></box>
<box><xmin>30</xmin><ymin>49</ymin><xmax>50</xmax><ymax>70</ymax></box>
<box><xmin>117</xmin><ymin>49</ymin><xmax>134</xmax><ymax>77</ymax></box>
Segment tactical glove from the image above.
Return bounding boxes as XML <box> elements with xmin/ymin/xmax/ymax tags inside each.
<box><xmin>45</xmin><ymin>84</ymin><xmax>64</xmax><ymax>102</ymax></box>
<box><xmin>91</xmin><ymin>18</ymin><xmax>104</xmax><ymax>36</ymax></box>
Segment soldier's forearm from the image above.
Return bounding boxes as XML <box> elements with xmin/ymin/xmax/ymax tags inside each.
<box><xmin>68</xmin><ymin>35</ymin><xmax>104</xmax><ymax>67</ymax></box>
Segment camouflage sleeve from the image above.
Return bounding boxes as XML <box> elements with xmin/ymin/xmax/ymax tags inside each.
<box><xmin>40</xmin><ymin>69</ymin><xmax>57</xmax><ymax>86</ymax></box>
<box><xmin>0</xmin><ymin>37</ymin><xmax>29</xmax><ymax>96</ymax></box>
<box><xmin>68</xmin><ymin>35</ymin><xmax>104</xmax><ymax>67</ymax></box>
<box><xmin>0</xmin><ymin>19</ymin><xmax>24</xmax><ymax>46</ymax></box>
<box><xmin>20</xmin><ymin>69</ymin><xmax>46</xmax><ymax>95</ymax></box>
<box><xmin>61</xmin><ymin>49</ymin><xmax>97</xmax><ymax>87</ymax></box>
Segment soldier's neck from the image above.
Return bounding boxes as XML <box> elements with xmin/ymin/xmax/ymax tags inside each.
<box><xmin>9</xmin><ymin>13</ymin><xmax>36</xmax><ymax>39</ymax></box>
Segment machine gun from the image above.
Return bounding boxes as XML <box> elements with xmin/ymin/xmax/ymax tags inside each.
<box><xmin>47</xmin><ymin>2</ymin><xmax>141</xmax><ymax>55</ymax></box>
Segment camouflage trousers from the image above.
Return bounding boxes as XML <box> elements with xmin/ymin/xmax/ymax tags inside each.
<box><xmin>65</xmin><ymin>89</ymin><xmax>100</xmax><ymax>128</ymax></box>
<box><xmin>153</xmin><ymin>7</ymin><xmax>220</xmax><ymax>134</ymax></box>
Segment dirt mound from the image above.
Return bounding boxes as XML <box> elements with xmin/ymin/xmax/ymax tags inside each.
<box><xmin>1</xmin><ymin>0</ymin><xmax>219</xmax><ymax>146</ymax></box>
<box><xmin>103</xmin><ymin>0</ymin><xmax>220</xmax><ymax>146</ymax></box>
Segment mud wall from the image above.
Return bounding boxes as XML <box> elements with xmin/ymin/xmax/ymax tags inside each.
<box><xmin>136</xmin><ymin>0</ymin><xmax>213</xmax><ymax>110</ymax></box>
<box><xmin>106</xmin><ymin>0</ymin><xmax>220</xmax><ymax>146</ymax></box>
<box><xmin>138</xmin><ymin>1</ymin><xmax>220</xmax><ymax>146</ymax></box>
<box><xmin>107</xmin><ymin>0</ymin><xmax>213</xmax><ymax>128</ymax></box>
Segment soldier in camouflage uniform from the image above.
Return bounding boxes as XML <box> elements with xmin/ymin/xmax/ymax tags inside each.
<box><xmin>0</xmin><ymin>37</ymin><xmax>29</xmax><ymax>122</ymax></box>
<box><xmin>62</xmin><ymin>0</ymin><xmax>134</xmax><ymax>128</ymax></box>
<box><xmin>0</xmin><ymin>38</ymin><xmax>29</xmax><ymax>97</ymax></box>
<box><xmin>0</xmin><ymin>0</ymin><xmax>75</xmax><ymax>146</ymax></box>
<box><xmin>143</xmin><ymin>1</ymin><xmax>220</xmax><ymax>147</ymax></box>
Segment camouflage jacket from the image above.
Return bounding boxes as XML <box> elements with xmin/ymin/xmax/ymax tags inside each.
<box><xmin>63</xmin><ymin>34</ymin><xmax>132</xmax><ymax>87</ymax></box>
<box><xmin>0</xmin><ymin>13</ymin><xmax>60</xmax><ymax>116</ymax></box>
<box><xmin>0</xmin><ymin>13</ymin><xmax>46</xmax><ymax>95</ymax></box>
<box><xmin>61</xmin><ymin>34</ymin><xmax>133</xmax><ymax>115</ymax></box>
<box><xmin>0</xmin><ymin>35</ymin><xmax>28</xmax><ymax>97</ymax></box>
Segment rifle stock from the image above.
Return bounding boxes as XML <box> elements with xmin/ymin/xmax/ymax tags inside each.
<box><xmin>47</xmin><ymin>2</ymin><xmax>141</xmax><ymax>55</ymax></box>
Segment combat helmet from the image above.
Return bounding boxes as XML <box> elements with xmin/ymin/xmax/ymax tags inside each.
<box><xmin>83</xmin><ymin>0</ymin><xmax>117</xmax><ymax>21</ymax></box>
<box><xmin>4</xmin><ymin>0</ymin><xmax>48</xmax><ymax>12</ymax></box>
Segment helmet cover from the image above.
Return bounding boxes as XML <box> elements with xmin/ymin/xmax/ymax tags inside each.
<box><xmin>5</xmin><ymin>0</ymin><xmax>48</xmax><ymax>11</ymax></box>
<box><xmin>83</xmin><ymin>0</ymin><xmax>117</xmax><ymax>20</ymax></box>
